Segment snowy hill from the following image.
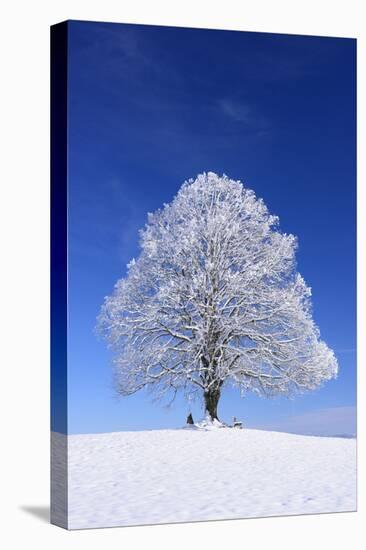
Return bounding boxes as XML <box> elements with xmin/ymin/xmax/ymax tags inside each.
<box><xmin>52</xmin><ymin>428</ymin><xmax>356</xmax><ymax>529</ymax></box>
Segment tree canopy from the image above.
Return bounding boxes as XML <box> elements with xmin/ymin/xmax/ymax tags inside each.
<box><xmin>98</xmin><ymin>172</ymin><xmax>338</xmax><ymax>421</ymax></box>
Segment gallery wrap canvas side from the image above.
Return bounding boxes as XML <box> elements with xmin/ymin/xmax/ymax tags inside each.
<box><xmin>50</xmin><ymin>21</ymin><xmax>68</xmax><ymax>529</ymax></box>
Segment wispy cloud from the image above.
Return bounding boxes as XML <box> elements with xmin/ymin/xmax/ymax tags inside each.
<box><xmin>218</xmin><ymin>99</ymin><xmax>252</xmax><ymax>122</ymax></box>
<box><xmin>217</xmin><ymin>98</ymin><xmax>270</xmax><ymax>136</ymax></box>
<box><xmin>257</xmin><ymin>406</ymin><xmax>356</xmax><ymax>437</ymax></box>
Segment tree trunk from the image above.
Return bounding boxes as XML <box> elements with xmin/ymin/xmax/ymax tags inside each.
<box><xmin>204</xmin><ymin>387</ymin><xmax>221</xmax><ymax>421</ymax></box>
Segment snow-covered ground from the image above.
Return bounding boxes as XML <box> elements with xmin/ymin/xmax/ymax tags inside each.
<box><xmin>52</xmin><ymin>428</ymin><xmax>356</xmax><ymax>529</ymax></box>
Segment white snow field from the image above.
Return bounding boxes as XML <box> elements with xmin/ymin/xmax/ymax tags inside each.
<box><xmin>52</xmin><ymin>427</ymin><xmax>356</xmax><ymax>529</ymax></box>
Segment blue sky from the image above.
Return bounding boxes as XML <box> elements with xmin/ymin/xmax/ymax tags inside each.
<box><xmin>61</xmin><ymin>21</ymin><xmax>356</xmax><ymax>435</ymax></box>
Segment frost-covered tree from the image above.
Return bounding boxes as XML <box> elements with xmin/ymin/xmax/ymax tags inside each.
<box><xmin>98</xmin><ymin>172</ymin><xmax>338</xmax><ymax>423</ymax></box>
